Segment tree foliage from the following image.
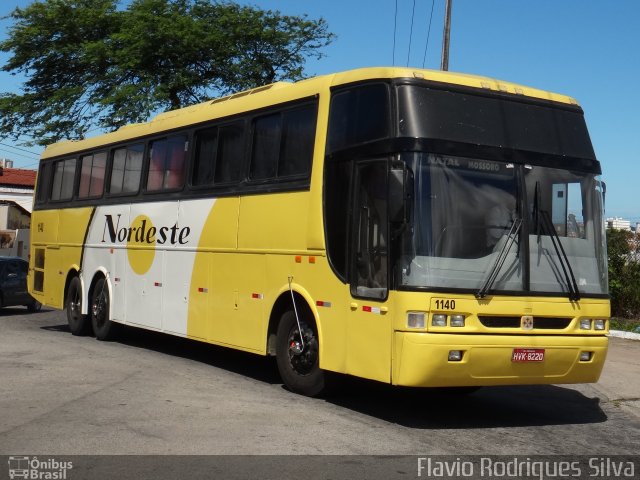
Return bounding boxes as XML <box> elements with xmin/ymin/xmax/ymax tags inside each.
<box><xmin>0</xmin><ymin>0</ymin><xmax>335</xmax><ymax>145</ymax></box>
<box><xmin>607</xmin><ymin>229</ymin><xmax>640</xmax><ymax>319</ymax></box>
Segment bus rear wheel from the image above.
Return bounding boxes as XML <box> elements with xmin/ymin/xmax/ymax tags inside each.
<box><xmin>91</xmin><ymin>277</ymin><xmax>118</xmax><ymax>341</ymax></box>
<box><xmin>66</xmin><ymin>276</ymin><xmax>91</xmax><ymax>336</ymax></box>
<box><xmin>276</xmin><ymin>310</ymin><xmax>326</xmax><ymax>397</ymax></box>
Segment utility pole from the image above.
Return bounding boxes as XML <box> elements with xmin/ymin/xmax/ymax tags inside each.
<box><xmin>440</xmin><ymin>0</ymin><xmax>452</xmax><ymax>71</ymax></box>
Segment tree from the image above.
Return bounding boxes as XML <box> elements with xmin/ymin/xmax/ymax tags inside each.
<box><xmin>0</xmin><ymin>0</ymin><xmax>335</xmax><ymax>145</ymax></box>
<box><xmin>607</xmin><ymin>229</ymin><xmax>640</xmax><ymax>318</ymax></box>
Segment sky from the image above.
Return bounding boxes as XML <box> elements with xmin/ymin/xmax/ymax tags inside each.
<box><xmin>0</xmin><ymin>0</ymin><xmax>639</xmax><ymax>221</ymax></box>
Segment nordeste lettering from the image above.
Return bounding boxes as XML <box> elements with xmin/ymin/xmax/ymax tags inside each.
<box><xmin>101</xmin><ymin>214</ymin><xmax>190</xmax><ymax>245</ymax></box>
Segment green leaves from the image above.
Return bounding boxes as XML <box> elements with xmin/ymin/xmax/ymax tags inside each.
<box><xmin>607</xmin><ymin>229</ymin><xmax>640</xmax><ymax>319</ymax></box>
<box><xmin>0</xmin><ymin>0</ymin><xmax>334</xmax><ymax>146</ymax></box>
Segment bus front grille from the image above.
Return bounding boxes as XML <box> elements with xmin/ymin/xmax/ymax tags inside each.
<box><xmin>478</xmin><ymin>316</ymin><xmax>572</xmax><ymax>330</ymax></box>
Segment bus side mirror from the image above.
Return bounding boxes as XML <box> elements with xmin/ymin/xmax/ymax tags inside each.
<box><xmin>389</xmin><ymin>165</ymin><xmax>414</xmax><ymax>224</ymax></box>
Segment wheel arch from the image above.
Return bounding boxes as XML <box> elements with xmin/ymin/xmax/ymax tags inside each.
<box><xmin>63</xmin><ymin>267</ymin><xmax>80</xmax><ymax>308</ymax></box>
<box><xmin>266</xmin><ymin>285</ymin><xmax>321</xmax><ymax>357</ymax></box>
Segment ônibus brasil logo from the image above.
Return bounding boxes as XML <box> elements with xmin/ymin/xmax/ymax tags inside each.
<box><xmin>8</xmin><ymin>456</ymin><xmax>72</xmax><ymax>479</ymax></box>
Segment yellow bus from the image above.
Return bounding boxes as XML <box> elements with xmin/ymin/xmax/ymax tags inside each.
<box><xmin>29</xmin><ymin>67</ymin><xmax>609</xmax><ymax>396</ymax></box>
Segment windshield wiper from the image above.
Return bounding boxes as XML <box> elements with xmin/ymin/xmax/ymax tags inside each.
<box><xmin>532</xmin><ymin>181</ymin><xmax>581</xmax><ymax>301</ymax></box>
<box><xmin>538</xmin><ymin>209</ymin><xmax>581</xmax><ymax>301</ymax></box>
<box><xmin>476</xmin><ymin>217</ymin><xmax>522</xmax><ymax>299</ymax></box>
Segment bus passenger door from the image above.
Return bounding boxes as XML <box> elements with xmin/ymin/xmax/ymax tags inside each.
<box><xmin>346</xmin><ymin>160</ymin><xmax>392</xmax><ymax>383</ymax></box>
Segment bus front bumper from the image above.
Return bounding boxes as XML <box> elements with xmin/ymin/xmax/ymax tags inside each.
<box><xmin>393</xmin><ymin>332</ymin><xmax>608</xmax><ymax>387</ymax></box>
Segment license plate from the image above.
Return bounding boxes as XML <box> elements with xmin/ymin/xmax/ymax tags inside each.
<box><xmin>511</xmin><ymin>348</ymin><xmax>545</xmax><ymax>362</ymax></box>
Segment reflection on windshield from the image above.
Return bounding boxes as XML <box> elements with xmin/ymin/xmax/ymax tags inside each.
<box><xmin>526</xmin><ymin>165</ymin><xmax>607</xmax><ymax>296</ymax></box>
<box><xmin>396</xmin><ymin>153</ymin><xmax>607</xmax><ymax>296</ymax></box>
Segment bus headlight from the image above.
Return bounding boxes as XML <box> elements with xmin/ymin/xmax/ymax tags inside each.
<box><xmin>407</xmin><ymin>312</ymin><xmax>426</xmax><ymax>329</ymax></box>
<box><xmin>594</xmin><ymin>319</ymin><xmax>606</xmax><ymax>331</ymax></box>
<box><xmin>580</xmin><ymin>319</ymin><xmax>592</xmax><ymax>330</ymax></box>
<box><xmin>432</xmin><ymin>314</ymin><xmax>447</xmax><ymax>327</ymax></box>
<box><xmin>450</xmin><ymin>314</ymin><xmax>465</xmax><ymax>327</ymax></box>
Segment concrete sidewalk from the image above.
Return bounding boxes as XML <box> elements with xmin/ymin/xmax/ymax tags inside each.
<box><xmin>609</xmin><ymin>329</ymin><xmax>640</xmax><ymax>341</ymax></box>
<box><xmin>592</xmin><ymin>336</ymin><xmax>640</xmax><ymax>417</ymax></box>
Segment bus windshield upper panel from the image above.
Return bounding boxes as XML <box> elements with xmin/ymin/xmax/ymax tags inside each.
<box><xmin>396</xmin><ymin>84</ymin><xmax>597</xmax><ymax>163</ymax></box>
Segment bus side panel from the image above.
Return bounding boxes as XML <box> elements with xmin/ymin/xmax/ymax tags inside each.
<box><xmin>124</xmin><ymin>202</ymin><xmax>175</xmax><ymax>331</ymax></box>
<box><xmin>83</xmin><ymin>204</ymin><xmax>131</xmax><ymax>318</ymax></box>
<box><xmin>235</xmin><ymin>192</ymin><xmax>311</xmax><ymax>352</ymax></box>
<box><xmin>208</xmin><ymin>253</ymin><xmax>266</xmax><ymax>352</ymax></box>
<box><xmin>237</xmin><ymin>192</ymin><xmax>310</xmax><ymax>251</ymax></box>
<box><xmin>29</xmin><ymin>207</ymin><xmax>93</xmax><ymax>308</ymax></box>
<box><xmin>162</xmin><ymin>250</ymin><xmax>192</xmax><ymax>335</ymax></box>
<box><xmin>187</xmin><ymin>198</ymin><xmax>239</xmax><ymax>342</ymax></box>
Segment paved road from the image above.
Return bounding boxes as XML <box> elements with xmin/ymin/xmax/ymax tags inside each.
<box><xmin>1</xmin><ymin>308</ymin><xmax>639</xmax><ymax>456</ymax></box>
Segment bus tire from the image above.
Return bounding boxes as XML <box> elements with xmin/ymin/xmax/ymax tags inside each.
<box><xmin>66</xmin><ymin>276</ymin><xmax>91</xmax><ymax>336</ymax></box>
<box><xmin>91</xmin><ymin>277</ymin><xmax>118</xmax><ymax>341</ymax></box>
<box><xmin>27</xmin><ymin>299</ymin><xmax>42</xmax><ymax>312</ymax></box>
<box><xmin>275</xmin><ymin>309</ymin><xmax>325</xmax><ymax>397</ymax></box>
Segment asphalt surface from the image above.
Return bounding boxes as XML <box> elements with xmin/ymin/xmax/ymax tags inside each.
<box><xmin>1</xmin><ymin>307</ymin><xmax>639</xmax><ymax>459</ymax></box>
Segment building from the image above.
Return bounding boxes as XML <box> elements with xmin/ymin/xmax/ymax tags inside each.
<box><xmin>0</xmin><ymin>159</ymin><xmax>37</xmax><ymax>213</ymax></box>
<box><xmin>606</xmin><ymin>217</ymin><xmax>632</xmax><ymax>231</ymax></box>
<box><xmin>0</xmin><ymin>159</ymin><xmax>36</xmax><ymax>259</ymax></box>
<box><xmin>0</xmin><ymin>201</ymin><xmax>31</xmax><ymax>258</ymax></box>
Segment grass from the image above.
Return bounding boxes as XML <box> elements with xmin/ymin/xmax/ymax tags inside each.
<box><xmin>610</xmin><ymin>317</ymin><xmax>640</xmax><ymax>333</ymax></box>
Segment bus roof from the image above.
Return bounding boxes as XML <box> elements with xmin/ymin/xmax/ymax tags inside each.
<box><xmin>41</xmin><ymin>66</ymin><xmax>579</xmax><ymax>160</ymax></box>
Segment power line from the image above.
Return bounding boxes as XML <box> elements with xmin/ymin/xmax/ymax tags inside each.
<box><xmin>406</xmin><ymin>0</ymin><xmax>416</xmax><ymax>66</ymax></box>
<box><xmin>422</xmin><ymin>0</ymin><xmax>436</xmax><ymax>68</ymax></box>
<box><xmin>0</xmin><ymin>142</ymin><xmax>41</xmax><ymax>158</ymax></box>
<box><xmin>392</xmin><ymin>0</ymin><xmax>398</xmax><ymax>65</ymax></box>
<box><xmin>0</xmin><ymin>148</ymin><xmax>40</xmax><ymax>163</ymax></box>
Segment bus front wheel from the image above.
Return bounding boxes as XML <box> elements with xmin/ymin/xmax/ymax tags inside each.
<box><xmin>276</xmin><ymin>310</ymin><xmax>326</xmax><ymax>397</ymax></box>
<box><xmin>91</xmin><ymin>277</ymin><xmax>118</xmax><ymax>341</ymax></box>
<box><xmin>66</xmin><ymin>276</ymin><xmax>91</xmax><ymax>336</ymax></box>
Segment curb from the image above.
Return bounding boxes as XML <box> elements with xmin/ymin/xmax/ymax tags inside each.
<box><xmin>608</xmin><ymin>329</ymin><xmax>640</xmax><ymax>341</ymax></box>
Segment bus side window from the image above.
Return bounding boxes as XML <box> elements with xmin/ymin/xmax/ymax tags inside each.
<box><xmin>78</xmin><ymin>151</ymin><xmax>106</xmax><ymax>199</ymax></box>
<box><xmin>147</xmin><ymin>135</ymin><xmax>187</xmax><ymax>191</ymax></box>
<box><xmin>251</xmin><ymin>113</ymin><xmax>281</xmax><ymax>180</ymax></box>
<box><xmin>327</xmin><ymin>84</ymin><xmax>390</xmax><ymax>154</ymax></box>
<box><xmin>110</xmin><ymin>144</ymin><xmax>144</xmax><ymax>195</ymax></box>
<box><xmin>215</xmin><ymin>123</ymin><xmax>245</xmax><ymax>184</ymax></box>
<box><xmin>50</xmin><ymin>158</ymin><xmax>77</xmax><ymax>201</ymax></box>
<box><xmin>250</xmin><ymin>103</ymin><xmax>316</xmax><ymax>182</ymax></box>
<box><xmin>193</xmin><ymin>128</ymin><xmax>218</xmax><ymax>187</ymax></box>
<box><xmin>35</xmin><ymin>162</ymin><xmax>52</xmax><ymax>205</ymax></box>
<box><xmin>280</xmin><ymin>105</ymin><xmax>316</xmax><ymax>177</ymax></box>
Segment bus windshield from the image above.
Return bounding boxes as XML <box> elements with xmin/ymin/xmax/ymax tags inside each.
<box><xmin>397</xmin><ymin>153</ymin><xmax>608</xmax><ymax>297</ymax></box>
